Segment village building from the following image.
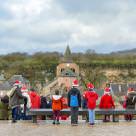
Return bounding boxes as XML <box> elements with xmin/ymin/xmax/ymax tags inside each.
<box><xmin>57</xmin><ymin>45</ymin><xmax>79</xmax><ymax>90</ymax></box>
<box><xmin>42</xmin><ymin>46</ymin><xmax>80</xmax><ymax>96</ymax></box>
<box><xmin>0</xmin><ymin>75</ymin><xmax>30</xmax><ymax>97</ymax></box>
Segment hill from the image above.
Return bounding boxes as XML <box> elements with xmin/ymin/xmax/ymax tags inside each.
<box><xmin>111</xmin><ymin>48</ymin><xmax>136</xmax><ymax>55</ymax></box>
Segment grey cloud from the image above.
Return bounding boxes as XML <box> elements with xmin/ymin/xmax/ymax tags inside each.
<box><xmin>0</xmin><ymin>0</ymin><xmax>136</xmax><ymax>54</ymax></box>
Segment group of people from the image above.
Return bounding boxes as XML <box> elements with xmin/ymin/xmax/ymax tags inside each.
<box><xmin>52</xmin><ymin>80</ymin><xmax>136</xmax><ymax>126</ymax></box>
<box><xmin>6</xmin><ymin>79</ymin><xmax>136</xmax><ymax>125</ymax></box>
<box><xmin>52</xmin><ymin>80</ymin><xmax>115</xmax><ymax>126</ymax></box>
<box><xmin>8</xmin><ymin>80</ymin><xmax>40</xmax><ymax>123</ymax></box>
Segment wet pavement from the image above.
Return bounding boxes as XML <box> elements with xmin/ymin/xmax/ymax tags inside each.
<box><xmin>0</xmin><ymin>120</ymin><xmax>136</xmax><ymax>136</ymax></box>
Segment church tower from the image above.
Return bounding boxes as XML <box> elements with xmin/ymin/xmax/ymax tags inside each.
<box><xmin>57</xmin><ymin>46</ymin><xmax>79</xmax><ymax>90</ymax></box>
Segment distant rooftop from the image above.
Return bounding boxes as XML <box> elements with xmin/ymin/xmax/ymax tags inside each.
<box><xmin>0</xmin><ymin>73</ymin><xmax>5</xmax><ymax>81</ymax></box>
<box><xmin>0</xmin><ymin>75</ymin><xmax>30</xmax><ymax>91</ymax></box>
<box><xmin>8</xmin><ymin>75</ymin><xmax>29</xmax><ymax>86</ymax></box>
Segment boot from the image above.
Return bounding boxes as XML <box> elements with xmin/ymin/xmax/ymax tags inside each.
<box><xmin>56</xmin><ymin>120</ymin><xmax>60</xmax><ymax>125</ymax></box>
<box><xmin>52</xmin><ymin>120</ymin><xmax>55</xmax><ymax>125</ymax></box>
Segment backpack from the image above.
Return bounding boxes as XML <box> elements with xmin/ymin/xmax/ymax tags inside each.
<box><xmin>70</xmin><ymin>94</ymin><xmax>79</xmax><ymax>107</ymax></box>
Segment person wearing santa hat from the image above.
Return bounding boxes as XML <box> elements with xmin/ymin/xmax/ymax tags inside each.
<box><xmin>83</xmin><ymin>83</ymin><xmax>98</xmax><ymax>125</ymax></box>
<box><xmin>124</xmin><ymin>87</ymin><xmax>136</xmax><ymax>121</ymax></box>
<box><xmin>21</xmin><ymin>85</ymin><xmax>31</xmax><ymax>109</ymax></box>
<box><xmin>67</xmin><ymin>79</ymin><xmax>81</xmax><ymax>126</ymax></box>
<box><xmin>28</xmin><ymin>88</ymin><xmax>41</xmax><ymax>109</ymax></box>
<box><xmin>9</xmin><ymin>80</ymin><xmax>27</xmax><ymax>123</ymax></box>
<box><xmin>99</xmin><ymin>87</ymin><xmax>115</xmax><ymax>122</ymax></box>
<box><xmin>20</xmin><ymin>85</ymin><xmax>31</xmax><ymax>120</ymax></box>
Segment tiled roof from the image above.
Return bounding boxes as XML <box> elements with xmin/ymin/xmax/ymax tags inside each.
<box><xmin>8</xmin><ymin>75</ymin><xmax>29</xmax><ymax>86</ymax></box>
<box><xmin>0</xmin><ymin>74</ymin><xmax>5</xmax><ymax>81</ymax></box>
<box><xmin>0</xmin><ymin>81</ymin><xmax>11</xmax><ymax>91</ymax></box>
<box><xmin>0</xmin><ymin>75</ymin><xmax>30</xmax><ymax>91</ymax></box>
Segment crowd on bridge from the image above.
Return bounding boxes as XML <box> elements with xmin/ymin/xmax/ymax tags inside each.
<box><xmin>1</xmin><ymin>79</ymin><xmax>136</xmax><ymax>126</ymax></box>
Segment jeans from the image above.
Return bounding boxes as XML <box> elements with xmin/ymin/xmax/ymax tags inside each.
<box><xmin>88</xmin><ymin>109</ymin><xmax>95</xmax><ymax>124</ymax></box>
<box><xmin>71</xmin><ymin>107</ymin><xmax>79</xmax><ymax>124</ymax></box>
<box><xmin>12</xmin><ymin>106</ymin><xmax>20</xmax><ymax>121</ymax></box>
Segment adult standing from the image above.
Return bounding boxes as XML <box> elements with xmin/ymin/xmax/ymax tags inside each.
<box><xmin>9</xmin><ymin>80</ymin><xmax>26</xmax><ymax>123</ymax></box>
<box><xmin>125</xmin><ymin>88</ymin><xmax>136</xmax><ymax>121</ymax></box>
<box><xmin>20</xmin><ymin>85</ymin><xmax>31</xmax><ymax>120</ymax></box>
<box><xmin>68</xmin><ymin>79</ymin><xmax>81</xmax><ymax>126</ymax></box>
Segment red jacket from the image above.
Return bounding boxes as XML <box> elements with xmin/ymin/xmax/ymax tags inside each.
<box><xmin>123</xmin><ymin>96</ymin><xmax>127</xmax><ymax>109</ymax></box>
<box><xmin>84</xmin><ymin>91</ymin><xmax>98</xmax><ymax>110</ymax></box>
<box><xmin>99</xmin><ymin>94</ymin><xmax>115</xmax><ymax>109</ymax></box>
<box><xmin>29</xmin><ymin>91</ymin><xmax>40</xmax><ymax>109</ymax></box>
<box><xmin>61</xmin><ymin>97</ymin><xmax>68</xmax><ymax>109</ymax></box>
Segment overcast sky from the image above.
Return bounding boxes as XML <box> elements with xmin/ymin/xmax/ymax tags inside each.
<box><xmin>0</xmin><ymin>0</ymin><xmax>136</xmax><ymax>54</ymax></box>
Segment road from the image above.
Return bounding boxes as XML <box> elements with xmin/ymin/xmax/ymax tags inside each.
<box><xmin>0</xmin><ymin>120</ymin><xmax>135</xmax><ymax>136</ymax></box>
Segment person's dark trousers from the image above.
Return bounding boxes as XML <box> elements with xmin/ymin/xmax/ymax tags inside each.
<box><xmin>71</xmin><ymin>107</ymin><xmax>79</xmax><ymax>124</ymax></box>
<box><xmin>22</xmin><ymin>104</ymin><xmax>28</xmax><ymax>120</ymax></box>
<box><xmin>12</xmin><ymin>106</ymin><xmax>20</xmax><ymax>122</ymax></box>
<box><xmin>53</xmin><ymin>110</ymin><xmax>60</xmax><ymax>121</ymax></box>
<box><xmin>103</xmin><ymin>115</ymin><xmax>110</xmax><ymax>122</ymax></box>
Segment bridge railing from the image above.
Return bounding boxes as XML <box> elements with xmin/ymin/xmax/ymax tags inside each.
<box><xmin>27</xmin><ymin>108</ymin><xmax>136</xmax><ymax>123</ymax></box>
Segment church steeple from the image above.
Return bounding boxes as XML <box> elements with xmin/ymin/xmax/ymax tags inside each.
<box><xmin>64</xmin><ymin>45</ymin><xmax>71</xmax><ymax>58</ymax></box>
<box><xmin>64</xmin><ymin>45</ymin><xmax>72</xmax><ymax>63</ymax></box>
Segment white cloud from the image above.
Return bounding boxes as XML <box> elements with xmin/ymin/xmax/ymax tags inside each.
<box><xmin>5</xmin><ymin>0</ymin><xmax>48</xmax><ymax>20</ymax></box>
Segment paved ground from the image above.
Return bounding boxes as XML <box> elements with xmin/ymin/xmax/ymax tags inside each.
<box><xmin>0</xmin><ymin>120</ymin><xmax>135</xmax><ymax>136</ymax></box>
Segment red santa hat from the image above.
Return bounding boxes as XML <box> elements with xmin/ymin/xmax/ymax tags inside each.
<box><xmin>127</xmin><ymin>87</ymin><xmax>134</xmax><ymax>93</ymax></box>
<box><xmin>21</xmin><ymin>85</ymin><xmax>28</xmax><ymax>93</ymax></box>
<box><xmin>87</xmin><ymin>83</ymin><xmax>94</xmax><ymax>89</ymax></box>
<box><xmin>104</xmin><ymin>87</ymin><xmax>111</xmax><ymax>94</ymax></box>
<box><xmin>13</xmin><ymin>80</ymin><xmax>22</xmax><ymax>86</ymax></box>
<box><xmin>72</xmin><ymin>79</ymin><xmax>79</xmax><ymax>87</ymax></box>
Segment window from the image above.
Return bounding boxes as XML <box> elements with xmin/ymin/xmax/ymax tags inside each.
<box><xmin>61</xmin><ymin>68</ymin><xmax>65</xmax><ymax>73</ymax></box>
<box><xmin>71</xmin><ymin>68</ymin><xmax>75</xmax><ymax>73</ymax></box>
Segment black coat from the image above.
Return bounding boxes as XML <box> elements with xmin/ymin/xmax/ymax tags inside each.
<box><xmin>67</xmin><ymin>87</ymin><xmax>81</xmax><ymax>107</ymax></box>
<box><xmin>126</xmin><ymin>92</ymin><xmax>136</xmax><ymax>109</ymax></box>
<box><xmin>9</xmin><ymin>86</ymin><xmax>26</xmax><ymax>108</ymax></box>
<box><xmin>40</xmin><ymin>96</ymin><xmax>47</xmax><ymax>108</ymax></box>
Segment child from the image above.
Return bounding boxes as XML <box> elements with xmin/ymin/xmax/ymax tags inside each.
<box><xmin>67</xmin><ymin>79</ymin><xmax>81</xmax><ymax>126</ymax></box>
<box><xmin>83</xmin><ymin>83</ymin><xmax>98</xmax><ymax>125</ymax></box>
<box><xmin>52</xmin><ymin>90</ymin><xmax>63</xmax><ymax>124</ymax></box>
<box><xmin>99</xmin><ymin>87</ymin><xmax>115</xmax><ymax>122</ymax></box>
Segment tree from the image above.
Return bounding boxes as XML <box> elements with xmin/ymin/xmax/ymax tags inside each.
<box><xmin>80</xmin><ymin>67</ymin><xmax>107</xmax><ymax>89</ymax></box>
